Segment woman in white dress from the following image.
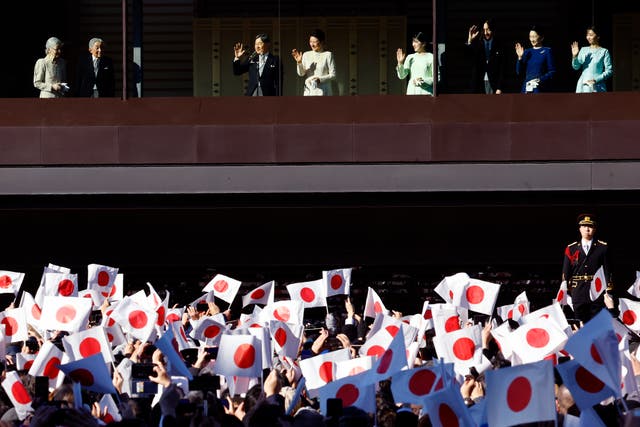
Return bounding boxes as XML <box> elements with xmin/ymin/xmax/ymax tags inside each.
<box><xmin>396</xmin><ymin>32</ymin><xmax>434</xmax><ymax>95</ymax></box>
<box><xmin>571</xmin><ymin>26</ymin><xmax>612</xmax><ymax>93</ymax></box>
<box><xmin>291</xmin><ymin>29</ymin><xmax>336</xmax><ymax>96</ymax></box>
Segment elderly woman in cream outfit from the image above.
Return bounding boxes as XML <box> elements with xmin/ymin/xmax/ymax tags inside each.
<box><xmin>291</xmin><ymin>29</ymin><xmax>336</xmax><ymax>96</ymax></box>
<box><xmin>33</xmin><ymin>37</ymin><xmax>68</xmax><ymax>98</ymax></box>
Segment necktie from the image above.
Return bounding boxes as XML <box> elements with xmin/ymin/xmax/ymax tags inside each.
<box><xmin>93</xmin><ymin>58</ymin><xmax>99</xmax><ymax>76</ymax></box>
<box><xmin>259</xmin><ymin>55</ymin><xmax>265</xmax><ymax>76</ymax></box>
<box><xmin>583</xmin><ymin>244</ymin><xmax>590</xmax><ymax>254</ymax></box>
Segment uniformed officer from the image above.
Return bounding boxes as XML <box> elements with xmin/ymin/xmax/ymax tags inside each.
<box><xmin>562</xmin><ymin>214</ymin><xmax>612</xmax><ymax>322</ymax></box>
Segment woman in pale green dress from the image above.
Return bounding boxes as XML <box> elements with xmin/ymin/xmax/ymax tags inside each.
<box><xmin>571</xmin><ymin>26</ymin><xmax>612</xmax><ymax>93</ymax></box>
<box><xmin>396</xmin><ymin>32</ymin><xmax>434</xmax><ymax>95</ymax></box>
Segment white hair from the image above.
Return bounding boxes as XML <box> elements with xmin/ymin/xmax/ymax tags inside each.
<box><xmin>89</xmin><ymin>38</ymin><xmax>103</xmax><ymax>49</ymax></box>
<box><xmin>45</xmin><ymin>37</ymin><xmax>62</xmax><ymax>52</ymax></box>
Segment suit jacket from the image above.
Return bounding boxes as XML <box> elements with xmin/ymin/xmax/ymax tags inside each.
<box><xmin>562</xmin><ymin>239</ymin><xmax>610</xmax><ymax>284</ymax></box>
<box><xmin>74</xmin><ymin>54</ymin><xmax>115</xmax><ymax>97</ymax></box>
<box><xmin>232</xmin><ymin>53</ymin><xmax>281</xmax><ymax>96</ymax></box>
<box><xmin>465</xmin><ymin>37</ymin><xmax>505</xmax><ymax>93</ymax></box>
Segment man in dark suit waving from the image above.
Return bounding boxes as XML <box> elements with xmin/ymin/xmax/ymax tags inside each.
<box><xmin>465</xmin><ymin>19</ymin><xmax>505</xmax><ymax>94</ymax></box>
<box><xmin>75</xmin><ymin>38</ymin><xmax>115</xmax><ymax>98</ymax></box>
<box><xmin>232</xmin><ymin>34</ymin><xmax>282</xmax><ymax>96</ymax></box>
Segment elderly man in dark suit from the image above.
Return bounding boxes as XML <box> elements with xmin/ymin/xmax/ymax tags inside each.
<box><xmin>232</xmin><ymin>34</ymin><xmax>282</xmax><ymax>96</ymax></box>
<box><xmin>75</xmin><ymin>38</ymin><xmax>115</xmax><ymax>98</ymax></box>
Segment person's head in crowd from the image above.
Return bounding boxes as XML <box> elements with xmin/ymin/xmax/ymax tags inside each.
<box><xmin>45</xmin><ymin>37</ymin><xmax>63</xmax><ymax>60</ymax></box>
<box><xmin>88</xmin><ymin>38</ymin><xmax>104</xmax><ymax>59</ymax></box>
<box><xmin>411</xmin><ymin>32</ymin><xmax>428</xmax><ymax>54</ymax></box>
<box><xmin>338</xmin><ymin>406</ymin><xmax>372</xmax><ymax>427</ymax></box>
<box><xmin>293</xmin><ymin>407</ymin><xmax>324</xmax><ymax>427</ymax></box>
<box><xmin>577</xmin><ymin>213</ymin><xmax>596</xmax><ymax>241</ymax></box>
<box><xmin>395</xmin><ymin>407</ymin><xmax>419</xmax><ymax>427</ymax></box>
<box><xmin>309</xmin><ymin>29</ymin><xmax>326</xmax><ymax>53</ymax></box>
<box><xmin>242</xmin><ymin>384</ymin><xmax>265</xmax><ymax>417</ymax></box>
<box><xmin>482</xmin><ymin>19</ymin><xmax>495</xmax><ymax>41</ymax></box>
<box><xmin>254</xmin><ymin>33</ymin><xmax>271</xmax><ymax>56</ymax></box>
<box><xmin>244</xmin><ymin>400</ymin><xmax>286</xmax><ymax>427</ymax></box>
<box><xmin>528</xmin><ymin>25</ymin><xmax>545</xmax><ymax>48</ymax></box>
<box><xmin>585</xmin><ymin>26</ymin><xmax>601</xmax><ymax>47</ymax></box>
<box><xmin>555</xmin><ymin>384</ymin><xmax>578</xmax><ymax>417</ymax></box>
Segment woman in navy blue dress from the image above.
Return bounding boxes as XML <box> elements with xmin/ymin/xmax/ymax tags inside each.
<box><xmin>515</xmin><ymin>26</ymin><xmax>555</xmax><ymax>93</ymax></box>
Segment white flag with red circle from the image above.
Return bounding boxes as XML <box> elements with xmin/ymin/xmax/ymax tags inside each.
<box><xmin>78</xmin><ymin>289</ymin><xmax>103</xmax><ymax>309</ymax></box>
<box><xmin>166</xmin><ymin>307</ymin><xmax>184</xmax><ymax>324</ymax></box>
<box><xmin>626</xmin><ymin>271</ymin><xmax>640</xmax><ymax>298</ymax></box>
<box><xmin>98</xmin><ymin>394</ymin><xmax>122</xmax><ymax>424</ymax></box>
<box><xmin>248</xmin><ymin>325</ymin><xmax>273</xmax><ymax>370</ymax></box>
<box><xmin>421</xmin><ymin>301</ymin><xmax>434</xmax><ymax>330</ymax></box>
<box><xmin>242</xmin><ymin>281</ymin><xmax>275</xmax><ymax>307</ymax></box>
<box><xmin>335</xmin><ymin>356</ymin><xmax>374</xmax><ymax>379</ymax></box>
<box><xmin>485</xmin><ymin>359</ymin><xmax>556</xmax><ymax>427</ymax></box>
<box><xmin>619</xmin><ymin>298</ymin><xmax>640</xmax><ymax>332</ymax></box>
<box><xmin>432</xmin><ymin>325</ymin><xmax>483</xmax><ymax>369</ymax></box>
<box><xmin>370</xmin><ymin>327</ymin><xmax>408</xmax><ymax>381</ymax></box>
<box><xmin>511</xmin><ymin>291</ymin><xmax>530</xmax><ymax>322</ymax></box>
<box><xmin>62</xmin><ymin>326</ymin><xmax>113</xmax><ymax>363</ymax></box>
<box><xmin>87</xmin><ymin>263</ymin><xmax>118</xmax><ymax>299</ymax></box>
<box><xmin>16</xmin><ymin>353</ymin><xmax>36</xmax><ymax>371</ymax></box>
<box><xmin>259</xmin><ymin>300</ymin><xmax>304</xmax><ymax>325</ymax></box>
<box><xmin>154</xmin><ymin>326</ymin><xmax>194</xmax><ymax>380</ymax></box>
<box><xmin>268</xmin><ymin>320</ymin><xmax>303</xmax><ymax>359</ymax></box>
<box><xmin>0</xmin><ymin>270</ymin><xmax>24</xmax><ymax>295</ymax></box>
<box><xmin>57</xmin><ymin>352</ymin><xmax>116</xmax><ymax>394</ymax></box>
<box><xmin>19</xmin><ymin>291</ymin><xmax>42</xmax><ymax>331</ymax></box>
<box><xmin>431</xmin><ymin>303</ymin><xmax>463</xmax><ymax>336</ymax></box>
<box><xmin>453</xmin><ymin>278</ymin><xmax>501</xmax><ymax>315</ymax></box>
<box><xmin>366</xmin><ymin>313</ymin><xmax>417</xmax><ymax>348</ymax></box>
<box><xmin>323</xmin><ymin>268</ymin><xmax>352</xmax><ymax>297</ymax></box>
<box><xmin>214</xmin><ymin>333</ymin><xmax>262</xmax><ymax>378</ymax></box>
<box><xmin>40</xmin><ymin>296</ymin><xmax>92</xmax><ymax>333</ymax></box>
<box><xmin>300</xmin><ymin>348</ymin><xmax>351</xmax><ymax>391</ymax></box>
<box><xmin>317</xmin><ymin>370</ymin><xmax>376</xmax><ymax>416</ymax></box>
<box><xmin>28</xmin><ymin>341</ymin><xmax>64</xmax><ymax>388</ymax></box>
<box><xmin>390</xmin><ymin>365</ymin><xmax>445</xmax><ymax>405</ymax></box>
<box><xmin>556</xmin><ymin>281</ymin><xmax>569</xmax><ymax>305</ymax></box>
<box><xmin>521</xmin><ymin>302</ymin><xmax>570</xmax><ymax>334</ymax></box>
<box><xmin>434</xmin><ymin>272</ymin><xmax>469</xmax><ymax>304</ymax></box>
<box><xmin>590</xmin><ymin>266</ymin><xmax>607</xmax><ymax>301</ymax></box>
<box><xmin>192</xmin><ymin>316</ymin><xmax>226</xmax><ymax>346</ymax></box>
<box><xmin>359</xmin><ymin>327</ymin><xmax>393</xmax><ymax>359</ymax></box>
<box><xmin>2</xmin><ymin>371</ymin><xmax>33</xmax><ymax>420</ymax></box>
<box><xmin>169</xmin><ymin>320</ymin><xmax>192</xmax><ymax>351</ymax></box>
<box><xmin>189</xmin><ymin>291</ymin><xmax>215</xmax><ymax>309</ymax></box>
<box><xmin>202</xmin><ymin>274</ymin><xmax>242</xmax><ymax>304</ymax></box>
<box><xmin>109</xmin><ymin>297</ymin><xmax>158</xmax><ymax>342</ymax></box>
<box><xmin>0</xmin><ymin>308</ymin><xmax>28</xmax><ymax>343</ymax></box>
<box><xmin>509</xmin><ymin>316</ymin><xmax>568</xmax><ymax>364</ymax></box>
<box><xmin>363</xmin><ymin>287</ymin><xmax>389</xmax><ymax>318</ymax></box>
<box><xmin>108</xmin><ymin>273</ymin><xmax>124</xmax><ymax>301</ymax></box>
<box><xmin>154</xmin><ymin>290</ymin><xmax>170</xmax><ymax>328</ymax></box>
<box><xmin>287</xmin><ymin>279</ymin><xmax>327</xmax><ymax>308</ymax></box>
<box><xmin>422</xmin><ymin>383</ymin><xmax>475</xmax><ymax>427</ymax></box>
<box><xmin>556</xmin><ymin>358</ymin><xmax>616</xmax><ymax>411</ymax></box>
<box><xmin>44</xmin><ymin>272</ymin><xmax>78</xmax><ymax>298</ymax></box>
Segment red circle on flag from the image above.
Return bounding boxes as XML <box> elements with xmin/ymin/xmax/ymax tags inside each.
<box><xmin>452</xmin><ymin>337</ymin><xmax>475</xmax><ymax>361</ymax></box>
<box><xmin>32</xmin><ymin>304</ymin><xmax>42</xmax><ymax>320</ymax></box>
<box><xmin>517</xmin><ymin>304</ymin><xmax>526</xmax><ymax>315</ymax></box>
<box><xmin>24</xmin><ymin>360</ymin><xmax>34</xmax><ymax>371</ymax></box>
<box><xmin>319</xmin><ymin>361</ymin><xmax>333</xmax><ymax>383</ymax></box>
<box><xmin>79</xmin><ymin>337</ymin><xmax>101</xmax><ymax>358</ymax></box>
<box><xmin>1</xmin><ymin>316</ymin><xmax>18</xmax><ymax>336</ymax></box>
<box><xmin>58</xmin><ymin>279</ymin><xmax>75</xmax><ymax>296</ymax></box>
<box><xmin>385</xmin><ymin>325</ymin><xmax>399</xmax><ymax>337</ymax></box>
<box><xmin>102</xmin><ymin>284</ymin><xmax>117</xmax><ymax>298</ymax></box>
<box><xmin>128</xmin><ymin>310</ymin><xmax>148</xmax><ymax>329</ymax></box>
<box><xmin>43</xmin><ymin>357</ymin><xmax>61</xmax><ymax>379</ymax></box>
<box><xmin>102</xmin><ymin>414</ymin><xmax>115</xmax><ymax>424</ymax></box>
<box><xmin>595</xmin><ymin>278</ymin><xmax>603</xmax><ymax>293</ymax></box>
<box><xmin>373</xmin><ymin>302</ymin><xmax>383</xmax><ymax>314</ymax></box>
<box><xmin>156</xmin><ymin>306</ymin><xmax>166</xmax><ymax>326</ymax></box>
<box><xmin>274</xmin><ymin>327</ymin><xmax>287</xmax><ymax>347</ymax></box>
<box><xmin>507</xmin><ymin>309</ymin><xmax>514</xmax><ymax>319</ymax></box>
<box><xmin>366</xmin><ymin>345</ymin><xmax>385</xmax><ymax>358</ymax></box>
<box><xmin>274</xmin><ymin>306</ymin><xmax>290</xmax><ymax>322</ymax></box>
<box><xmin>506</xmin><ymin>376</ymin><xmax>532</xmax><ymax>412</ymax></box>
<box><xmin>204</xmin><ymin>325</ymin><xmax>221</xmax><ymax>339</ymax></box>
<box><xmin>409</xmin><ymin>369</ymin><xmax>437</xmax><ymax>396</ymax></box>
<box><xmin>590</xmin><ymin>344</ymin><xmax>603</xmax><ymax>364</ymax></box>
<box><xmin>167</xmin><ymin>313</ymin><xmax>180</xmax><ymax>323</ymax></box>
<box><xmin>444</xmin><ymin>316</ymin><xmax>460</xmax><ymax>332</ymax></box>
<box><xmin>575</xmin><ymin>366</ymin><xmax>605</xmax><ymax>393</ymax></box>
<box><xmin>622</xmin><ymin>310</ymin><xmax>637</xmax><ymax>326</ymax></box>
<box><xmin>525</xmin><ymin>328</ymin><xmax>550</xmax><ymax>348</ymax></box>
<box><xmin>56</xmin><ymin>305</ymin><xmax>77</xmax><ymax>324</ymax></box>
<box><xmin>0</xmin><ymin>276</ymin><xmax>12</xmax><ymax>289</ymax></box>
<box><xmin>448</xmin><ymin>290</ymin><xmax>454</xmax><ymax>300</ymax></box>
<box><xmin>97</xmin><ymin>271</ymin><xmax>110</xmax><ymax>286</ymax></box>
<box><xmin>556</xmin><ymin>290</ymin><xmax>565</xmax><ymax>302</ymax></box>
<box><xmin>250</xmin><ymin>289</ymin><xmax>265</xmax><ymax>300</ymax></box>
<box><xmin>70</xmin><ymin>368</ymin><xmax>95</xmax><ymax>386</ymax></box>
<box><xmin>466</xmin><ymin>285</ymin><xmax>485</xmax><ymax>304</ymax></box>
<box><xmin>11</xmin><ymin>382</ymin><xmax>31</xmax><ymax>405</ymax></box>
<box><xmin>376</xmin><ymin>349</ymin><xmax>394</xmax><ymax>374</ymax></box>
<box><xmin>423</xmin><ymin>309</ymin><xmax>432</xmax><ymax>320</ymax></box>
<box><xmin>438</xmin><ymin>404</ymin><xmax>459</xmax><ymax>427</ymax></box>
<box><xmin>107</xmin><ymin>333</ymin><xmax>114</xmax><ymax>342</ymax></box>
<box><xmin>300</xmin><ymin>287</ymin><xmax>316</xmax><ymax>303</ymax></box>
<box><xmin>214</xmin><ymin>280</ymin><xmax>229</xmax><ymax>293</ymax></box>
<box><xmin>330</xmin><ymin>275</ymin><xmax>343</xmax><ymax>290</ymax></box>
<box><xmin>233</xmin><ymin>343</ymin><xmax>255</xmax><ymax>369</ymax></box>
<box><xmin>336</xmin><ymin>383</ymin><xmax>359</xmax><ymax>407</ymax></box>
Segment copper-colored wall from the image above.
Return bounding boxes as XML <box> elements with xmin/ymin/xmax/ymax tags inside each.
<box><xmin>1</xmin><ymin>93</ymin><xmax>639</xmax><ymax>165</ymax></box>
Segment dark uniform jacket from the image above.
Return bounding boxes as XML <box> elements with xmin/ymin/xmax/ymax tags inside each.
<box><xmin>232</xmin><ymin>53</ymin><xmax>281</xmax><ymax>96</ymax></box>
<box><xmin>562</xmin><ymin>239</ymin><xmax>610</xmax><ymax>303</ymax></box>
<box><xmin>465</xmin><ymin>37</ymin><xmax>505</xmax><ymax>93</ymax></box>
<box><xmin>74</xmin><ymin>54</ymin><xmax>115</xmax><ymax>97</ymax></box>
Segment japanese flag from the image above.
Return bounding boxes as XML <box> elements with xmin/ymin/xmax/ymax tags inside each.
<box><xmin>109</xmin><ymin>297</ymin><xmax>158</xmax><ymax>342</ymax></box>
<box><xmin>509</xmin><ymin>316</ymin><xmax>568</xmax><ymax>364</ymax></box>
<box><xmin>421</xmin><ymin>301</ymin><xmax>434</xmax><ymax>330</ymax></box>
<box><xmin>44</xmin><ymin>272</ymin><xmax>78</xmax><ymax>298</ymax></box>
<box><xmin>87</xmin><ymin>263</ymin><xmax>118</xmax><ymax>298</ymax></box>
<box><xmin>431</xmin><ymin>303</ymin><xmax>462</xmax><ymax>336</ymax></box>
<box><xmin>454</xmin><ymin>278</ymin><xmax>501</xmax><ymax>315</ymax></box>
<box><xmin>287</xmin><ymin>279</ymin><xmax>327</xmax><ymax>308</ymax></box>
<box><xmin>108</xmin><ymin>273</ymin><xmax>124</xmax><ymax>301</ymax></box>
<box><xmin>0</xmin><ymin>308</ymin><xmax>28</xmax><ymax>343</ymax></box>
<box><xmin>98</xmin><ymin>394</ymin><xmax>122</xmax><ymax>424</ymax></box>
<box><xmin>335</xmin><ymin>356</ymin><xmax>374</xmax><ymax>379</ymax></box>
<box><xmin>169</xmin><ymin>320</ymin><xmax>191</xmax><ymax>351</ymax></box>
<box><xmin>62</xmin><ymin>326</ymin><xmax>113</xmax><ymax>363</ymax></box>
<box><xmin>165</xmin><ymin>307</ymin><xmax>185</xmax><ymax>323</ymax></box>
<box><xmin>242</xmin><ymin>281</ymin><xmax>275</xmax><ymax>307</ymax></box>
<box><xmin>0</xmin><ymin>270</ymin><xmax>24</xmax><ymax>295</ymax></box>
<box><xmin>422</xmin><ymin>384</ymin><xmax>475</xmax><ymax>427</ymax></box>
<box><xmin>299</xmin><ymin>348</ymin><xmax>351</xmax><ymax>391</ymax></box>
<box><xmin>359</xmin><ymin>327</ymin><xmax>393</xmax><ymax>358</ymax></box>
<box><xmin>202</xmin><ymin>273</ymin><xmax>241</xmax><ymax>304</ymax></box>
<box><xmin>16</xmin><ymin>353</ymin><xmax>36</xmax><ymax>371</ymax></box>
<box><xmin>323</xmin><ymin>268</ymin><xmax>352</xmax><ymax>297</ymax></box>
<box><xmin>20</xmin><ymin>291</ymin><xmax>42</xmax><ymax>330</ymax></box>
<box><xmin>590</xmin><ymin>265</ymin><xmax>607</xmax><ymax>301</ymax></box>
<box><xmin>154</xmin><ymin>290</ymin><xmax>170</xmax><ymax>328</ymax></box>
<box><xmin>556</xmin><ymin>281</ymin><xmax>569</xmax><ymax>306</ymax></box>
<box><xmin>260</xmin><ymin>300</ymin><xmax>304</xmax><ymax>325</ymax></box>
<box><xmin>511</xmin><ymin>291</ymin><xmax>530</xmax><ymax>322</ymax></box>
<box><xmin>268</xmin><ymin>320</ymin><xmax>303</xmax><ymax>359</ymax></box>
<box><xmin>619</xmin><ymin>298</ymin><xmax>640</xmax><ymax>332</ymax></box>
<box><xmin>626</xmin><ymin>271</ymin><xmax>640</xmax><ymax>298</ymax></box>
<box><xmin>363</xmin><ymin>287</ymin><xmax>389</xmax><ymax>318</ymax></box>
<box><xmin>78</xmin><ymin>289</ymin><xmax>102</xmax><ymax>309</ymax></box>
<box><xmin>57</xmin><ymin>352</ymin><xmax>116</xmax><ymax>394</ymax></box>
<box><xmin>2</xmin><ymin>371</ymin><xmax>33</xmax><ymax>420</ymax></box>
<box><xmin>485</xmin><ymin>360</ymin><xmax>556</xmax><ymax>427</ymax></box>
<box><xmin>214</xmin><ymin>334</ymin><xmax>262</xmax><ymax>378</ymax></box>
<box><xmin>521</xmin><ymin>302</ymin><xmax>571</xmax><ymax>335</ymax></box>
<box><xmin>432</xmin><ymin>325</ymin><xmax>483</xmax><ymax>368</ymax></box>
<box><xmin>190</xmin><ymin>290</ymin><xmax>215</xmax><ymax>309</ymax></box>
<box><xmin>370</xmin><ymin>328</ymin><xmax>408</xmax><ymax>381</ymax></box>
<box><xmin>556</xmin><ymin>359</ymin><xmax>616</xmax><ymax>411</ymax></box>
<box><xmin>104</xmin><ymin>323</ymin><xmax>127</xmax><ymax>348</ymax></box>
<box><xmin>191</xmin><ymin>316</ymin><xmax>226</xmax><ymax>347</ymax></box>
<box><xmin>434</xmin><ymin>272</ymin><xmax>469</xmax><ymax>304</ymax></box>
<box><xmin>154</xmin><ymin>326</ymin><xmax>193</xmax><ymax>380</ymax></box>
<box><xmin>40</xmin><ymin>296</ymin><xmax>92</xmax><ymax>333</ymax></box>
<box><xmin>28</xmin><ymin>341</ymin><xmax>64</xmax><ymax>388</ymax></box>
<box><xmin>248</xmin><ymin>326</ymin><xmax>273</xmax><ymax>370</ymax></box>
<box><xmin>317</xmin><ymin>370</ymin><xmax>376</xmax><ymax>416</ymax></box>
<box><xmin>366</xmin><ymin>313</ymin><xmax>415</xmax><ymax>344</ymax></box>
<box><xmin>496</xmin><ymin>304</ymin><xmax>514</xmax><ymax>322</ymax></box>
<box><xmin>390</xmin><ymin>365</ymin><xmax>444</xmax><ymax>405</ymax></box>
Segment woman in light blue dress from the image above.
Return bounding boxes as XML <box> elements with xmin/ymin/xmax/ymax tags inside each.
<box><xmin>571</xmin><ymin>26</ymin><xmax>612</xmax><ymax>93</ymax></box>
